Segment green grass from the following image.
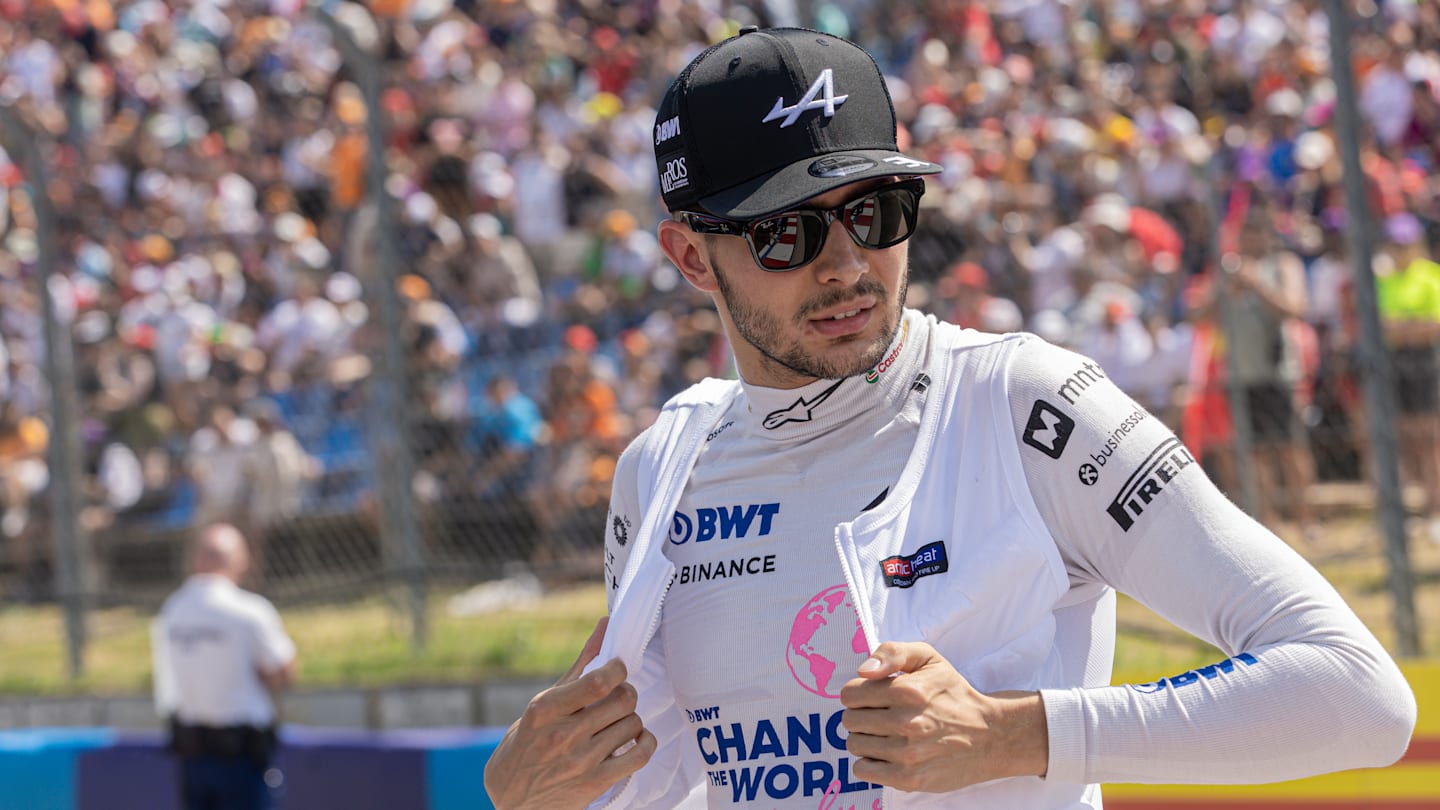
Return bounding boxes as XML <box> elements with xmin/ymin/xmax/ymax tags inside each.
<box><xmin>0</xmin><ymin>585</ymin><xmax>610</xmax><ymax>697</ymax></box>
<box><xmin>3</xmin><ymin>507</ymin><xmax>1435</xmax><ymax>697</ymax></box>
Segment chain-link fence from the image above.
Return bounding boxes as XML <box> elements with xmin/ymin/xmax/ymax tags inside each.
<box><xmin>0</xmin><ymin>0</ymin><xmax>1428</xmax><ymax>671</ymax></box>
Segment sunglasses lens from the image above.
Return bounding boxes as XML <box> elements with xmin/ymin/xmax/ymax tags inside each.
<box><xmin>742</xmin><ymin>180</ymin><xmax>923</xmax><ymax>271</ymax></box>
<box><xmin>752</xmin><ymin>212</ymin><xmax>826</xmax><ymax>271</ymax></box>
<box><xmin>848</xmin><ymin>186</ymin><xmax>919</xmax><ymax>248</ymax></box>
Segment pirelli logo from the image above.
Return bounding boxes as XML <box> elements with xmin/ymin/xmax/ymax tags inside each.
<box><xmin>1106</xmin><ymin>437</ymin><xmax>1196</xmax><ymax>531</ymax></box>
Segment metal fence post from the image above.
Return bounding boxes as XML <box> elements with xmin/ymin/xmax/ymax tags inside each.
<box><xmin>0</xmin><ymin>103</ymin><xmax>91</xmax><ymax>677</ymax></box>
<box><xmin>1209</xmin><ymin>158</ymin><xmax>1261</xmax><ymax>519</ymax></box>
<box><xmin>315</xmin><ymin>2</ymin><xmax>427</xmax><ymax>652</ymax></box>
<box><xmin>1324</xmin><ymin>0</ymin><xmax>1420</xmax><ymax>656</ymax></box>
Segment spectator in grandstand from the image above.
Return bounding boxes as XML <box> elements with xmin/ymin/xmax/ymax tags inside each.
<box><xmin>1128</xmin><ymin>307</ymin><xmax>1194</xmax><ymax>434</ymax></box>
<box><xmin>1372</xmin><ymin>212</ymin><xmax>1440</xmax><ymax>539</ymax></box>
<box><xmin>468</xmin><ymin>374</ymin><xmax>543</xmax><ymax>502</ymax></box>
<box><xmin>152</xmin><ymin>522</ymin><xmax>296</xmax><ymax>810</ymax></box>
<box><xmin>935</xmin><ymin>260</ymin><xmax>1022</xmax><ymax>334</ymax></box>
<box><xmin>531</xmin><ymin>325</ymin><xmax>625</xmax><ymax>545</ymax></box>
<box><xmin>188</xmin><ymin>405</ymin><xmax>259</xmax><ymax>549</ymax></box>
<box><xmin>458</xmin><ymin>213</ymin><xmax>544</xmax><ymax>352</ymax></box>
<box><xmin>1190</xmin><ymin>205</ymin><xmax>1318</xmax><ymax>539</ymax></box>
<box><xmin>254</xmin><ymin>275</ymin><xmax>347</xmax><ymax>391</ymax></box>
<box><xmin>0</xmin><ymin>402</ymin><xmax>46</xmax><ymax>597</ymax></box>
<box><xmin>1076</xmin><ymin>297</ymin><xmax>1154</xmax><ymax>399</ymax></box>
<box><xmin>244</xmin><ymin>400</ymin><xmax>319</xmax><ymax>578</ymax></box>
<box><xmin>613</xmin><ymin>329</ymin><xmax>665</xmax><ymax>434</ymax></box>
<box><xmin>1360</xmin><ymin>34</ymin><xmax>1417</xmax><ymax>149</ymax></box>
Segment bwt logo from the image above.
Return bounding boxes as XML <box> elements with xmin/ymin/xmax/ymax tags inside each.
<box><xmin>661</xmin><ymin>157</ymin><xmax>689</xmax><ymax>193</ymax></box>
<box><xmin>670</xmin><ymin>503</ymin><xmax>781</xmax><ymax>544</ymax></box>
<box><xmin>1130</xmin><ymin>653</ymin><xmax>1259</xmax><ymax>693</ymax></box>
<box><xmin>655</xmin><ymin>116</ymin><xmax>681</xmax><ymax>144</ymax></box>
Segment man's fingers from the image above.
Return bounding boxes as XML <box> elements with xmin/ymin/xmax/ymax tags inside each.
<box><xmin>596</xmin><ymin>728</ymin><xmax>657</xmax><ymax>782</ymax></box>
<box><xmin>841</xmin><ymin>669</ymin><xmax>936</xmax><ymax>710</ymax></box>
<box><xmin>578</xmin><ymin>680</ymin><xmax>640</xmax><ymax>733</ymax></box>
<box><xmin>856</xmin><ymin>640</ymin><xmax>944</xmax><ymax>680</ymax></box>
<box><xmin>840</xmin><ymin>705</ymin><xmax>906</xmax><ymax>734</ymax></box>
<box><xmin>851</xmin><ymin>755</ymin><xmax>905</xmax><ymax>788</ymax></box>
<box><xmin>558</xmin><ymin>616</ymin><xmax>610</xmax><ymax>686</ymax></box>
<box><xmin>586</xmin><ymin>711</ymin><xmax>645</xmax><ymax>762</ymax></box>
<box><xmin>844</xmin><ymin>730</ymin><xmax>906</xmax><ymax>763</ymax></box>
<box><xmin>531</xmin><ymin>658</ymin><xmax>628</xmax><ymax>723</ymax></box>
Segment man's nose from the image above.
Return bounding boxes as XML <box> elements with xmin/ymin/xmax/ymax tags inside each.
<box><xmin>810</xmin><ymin>216</ymin><xmax>867</xmax><ymax>285</ymax></box>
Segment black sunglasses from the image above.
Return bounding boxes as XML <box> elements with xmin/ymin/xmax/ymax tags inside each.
<box><xmin>676</xmin><ymin>178</ymin><xmax>926</xmax><ymax>272</ymax></box>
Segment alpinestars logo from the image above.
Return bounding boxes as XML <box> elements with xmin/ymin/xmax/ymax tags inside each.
<box><xmin>1107</xmin><ymin>437</ymin><xmax>1196</xmax><ymax>531</ymax></box>
<box><xmin>1022</xmin><ymin>400</ymin><xmax>1075</xmax><ymax>459</ymax></box>
<box><xmin>762</xmin><ymin>68</ymin><xmax>848</xmax><ymax>128</ymax></box>
<box><xmin>763</xmin><ymin>379</ymin><xmax>844</xmax><ymax>429</ymax></box>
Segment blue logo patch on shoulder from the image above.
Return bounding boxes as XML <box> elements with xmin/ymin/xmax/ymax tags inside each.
<box><xmin>880</xmin><ymin>541</ymin><xmax>948</xmax><ymax>588</ymax></box>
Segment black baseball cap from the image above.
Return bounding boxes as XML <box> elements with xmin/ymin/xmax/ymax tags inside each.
<box><xmin>654</xmin><ymin>26</ymin><xmax>942</xmax><ymax>220</ymax></box>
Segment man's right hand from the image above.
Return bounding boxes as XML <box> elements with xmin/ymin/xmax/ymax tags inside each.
<box><xmin>483</xmin><ymin>617</ymin><xmax>656</xmax><ymax>810</ymax></box>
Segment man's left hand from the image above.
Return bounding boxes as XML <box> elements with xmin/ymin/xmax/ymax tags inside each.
<box><xmin>840</xmin><ymin>641</ymin><xmax>1049</xmax><ymax>793</ymax></box>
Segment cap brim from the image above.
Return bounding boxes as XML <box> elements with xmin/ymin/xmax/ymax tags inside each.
<box><xmin>698</xmin><ymin>149</ymin><xmax>942</xmax><ymax>220</ymax></box>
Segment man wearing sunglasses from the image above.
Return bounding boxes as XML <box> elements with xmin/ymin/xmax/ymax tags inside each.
<box><xmin>485</xmin><ymin>27</ymin><xmax>1414</xmax><ymax>810</ymax></box>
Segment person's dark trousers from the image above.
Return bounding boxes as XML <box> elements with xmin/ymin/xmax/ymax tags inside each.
<box><xmin>179</xmin><ymin>756</ymin><xmax>275</xmax><ymax>810</ymax></box>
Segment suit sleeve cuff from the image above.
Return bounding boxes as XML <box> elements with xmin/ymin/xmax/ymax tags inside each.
<box><xmin>1040</xmin><ymin>687</ymin><xmax>1088</xmax><ymax>784</ymax></box>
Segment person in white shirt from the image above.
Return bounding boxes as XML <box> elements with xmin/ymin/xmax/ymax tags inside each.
<box><xmin>152</xmin><ymin>523</ymin><xmax>298</xmax><ymax>810</ymax></box>
<box><xmin>483</xmin><ymin>27</ymin><xmax>1415</xmax><ymax>810</ymax></box>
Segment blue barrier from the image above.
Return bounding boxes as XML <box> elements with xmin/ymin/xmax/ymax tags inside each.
<box><xmin>0</xmin><ymin>726</ymin><xmax>505</xmax><ymax>810</ymax></box>
<box><xmin>422</xmin><ymin>728</ymin><xmax>505</xmax><ymax>810</ymax></box>
<box><xmin>0</xmin><ymin>729</ymin><xmax>115</xmax><ymax>810</ymax></box>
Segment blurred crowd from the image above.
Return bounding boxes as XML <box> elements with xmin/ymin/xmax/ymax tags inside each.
<box><xmin>3</xmin><ymin>0</ymin><xmax>1440</xmax><ymax>591</ymax></box>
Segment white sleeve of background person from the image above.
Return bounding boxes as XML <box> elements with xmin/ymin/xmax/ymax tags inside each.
<box><xmin>151</xmin><ymin>613</ymin><xmax>178</xmax><ymax>716</ymax></box>
<box><xmin>244</xmin><ymin>593</ymin><xmax>296</xmax><ymax>674</ymax></box>
<box><xmin>1004</xmin><ymin>336</ymin><xmax>1416</xmax><ymax>785</ymax></box>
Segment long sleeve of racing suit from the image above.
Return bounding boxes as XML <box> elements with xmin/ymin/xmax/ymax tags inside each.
<box><xmin>1006</xmin><ymin>336</ymin><xmax>1416</xmax><ymax>785</ymax></box>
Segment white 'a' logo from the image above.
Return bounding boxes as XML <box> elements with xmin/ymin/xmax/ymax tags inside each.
<box><xmin>762</xmin><ymin>68</ymin><xmax>848</xmax><ymax>128</ymax></box>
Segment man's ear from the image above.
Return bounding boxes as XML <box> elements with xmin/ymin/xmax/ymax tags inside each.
<box><xmin>658</xmin><ymin>219</ymin><xmax>720</xmax><ymax>293</ymax></box>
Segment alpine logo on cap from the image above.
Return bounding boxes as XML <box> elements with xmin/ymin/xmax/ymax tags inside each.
<box><xmin>809</xmin><ymin>155</ymin><xmax>877</xmax><ymax>178</ymax></box>
<box><xmin>762</xmin><ymin>68</ymin><xmax>848</xmax><ymax>128</ymax></box>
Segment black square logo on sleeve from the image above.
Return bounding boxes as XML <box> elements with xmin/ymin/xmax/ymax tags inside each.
<box><xmin>1022</xmin><ymin>400</ymin><xmax>1075</xmax><ymax>460</ymax></box>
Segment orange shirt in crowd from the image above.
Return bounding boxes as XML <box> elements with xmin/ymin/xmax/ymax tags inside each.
<box><xmin>330</xmin><ymin>131</ymin><xmax>367</xmax><ymax>211</ymax></box>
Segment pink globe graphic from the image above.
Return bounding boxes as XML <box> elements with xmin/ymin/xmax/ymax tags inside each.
<box><xmin>786</xmin><ymin>584</ymin><xmax>869</xmax><ymax>698</ymax></box>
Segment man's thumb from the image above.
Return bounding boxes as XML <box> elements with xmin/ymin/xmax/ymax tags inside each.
<box><xmin>558</xmin><ymin>615</ymin><xmax>609</xmax><ymax>685</ymax></box>
<box><xmin>856</xmin><ymin>641</ymin><xmax>940</xmax><ymax>679</ymax></box>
